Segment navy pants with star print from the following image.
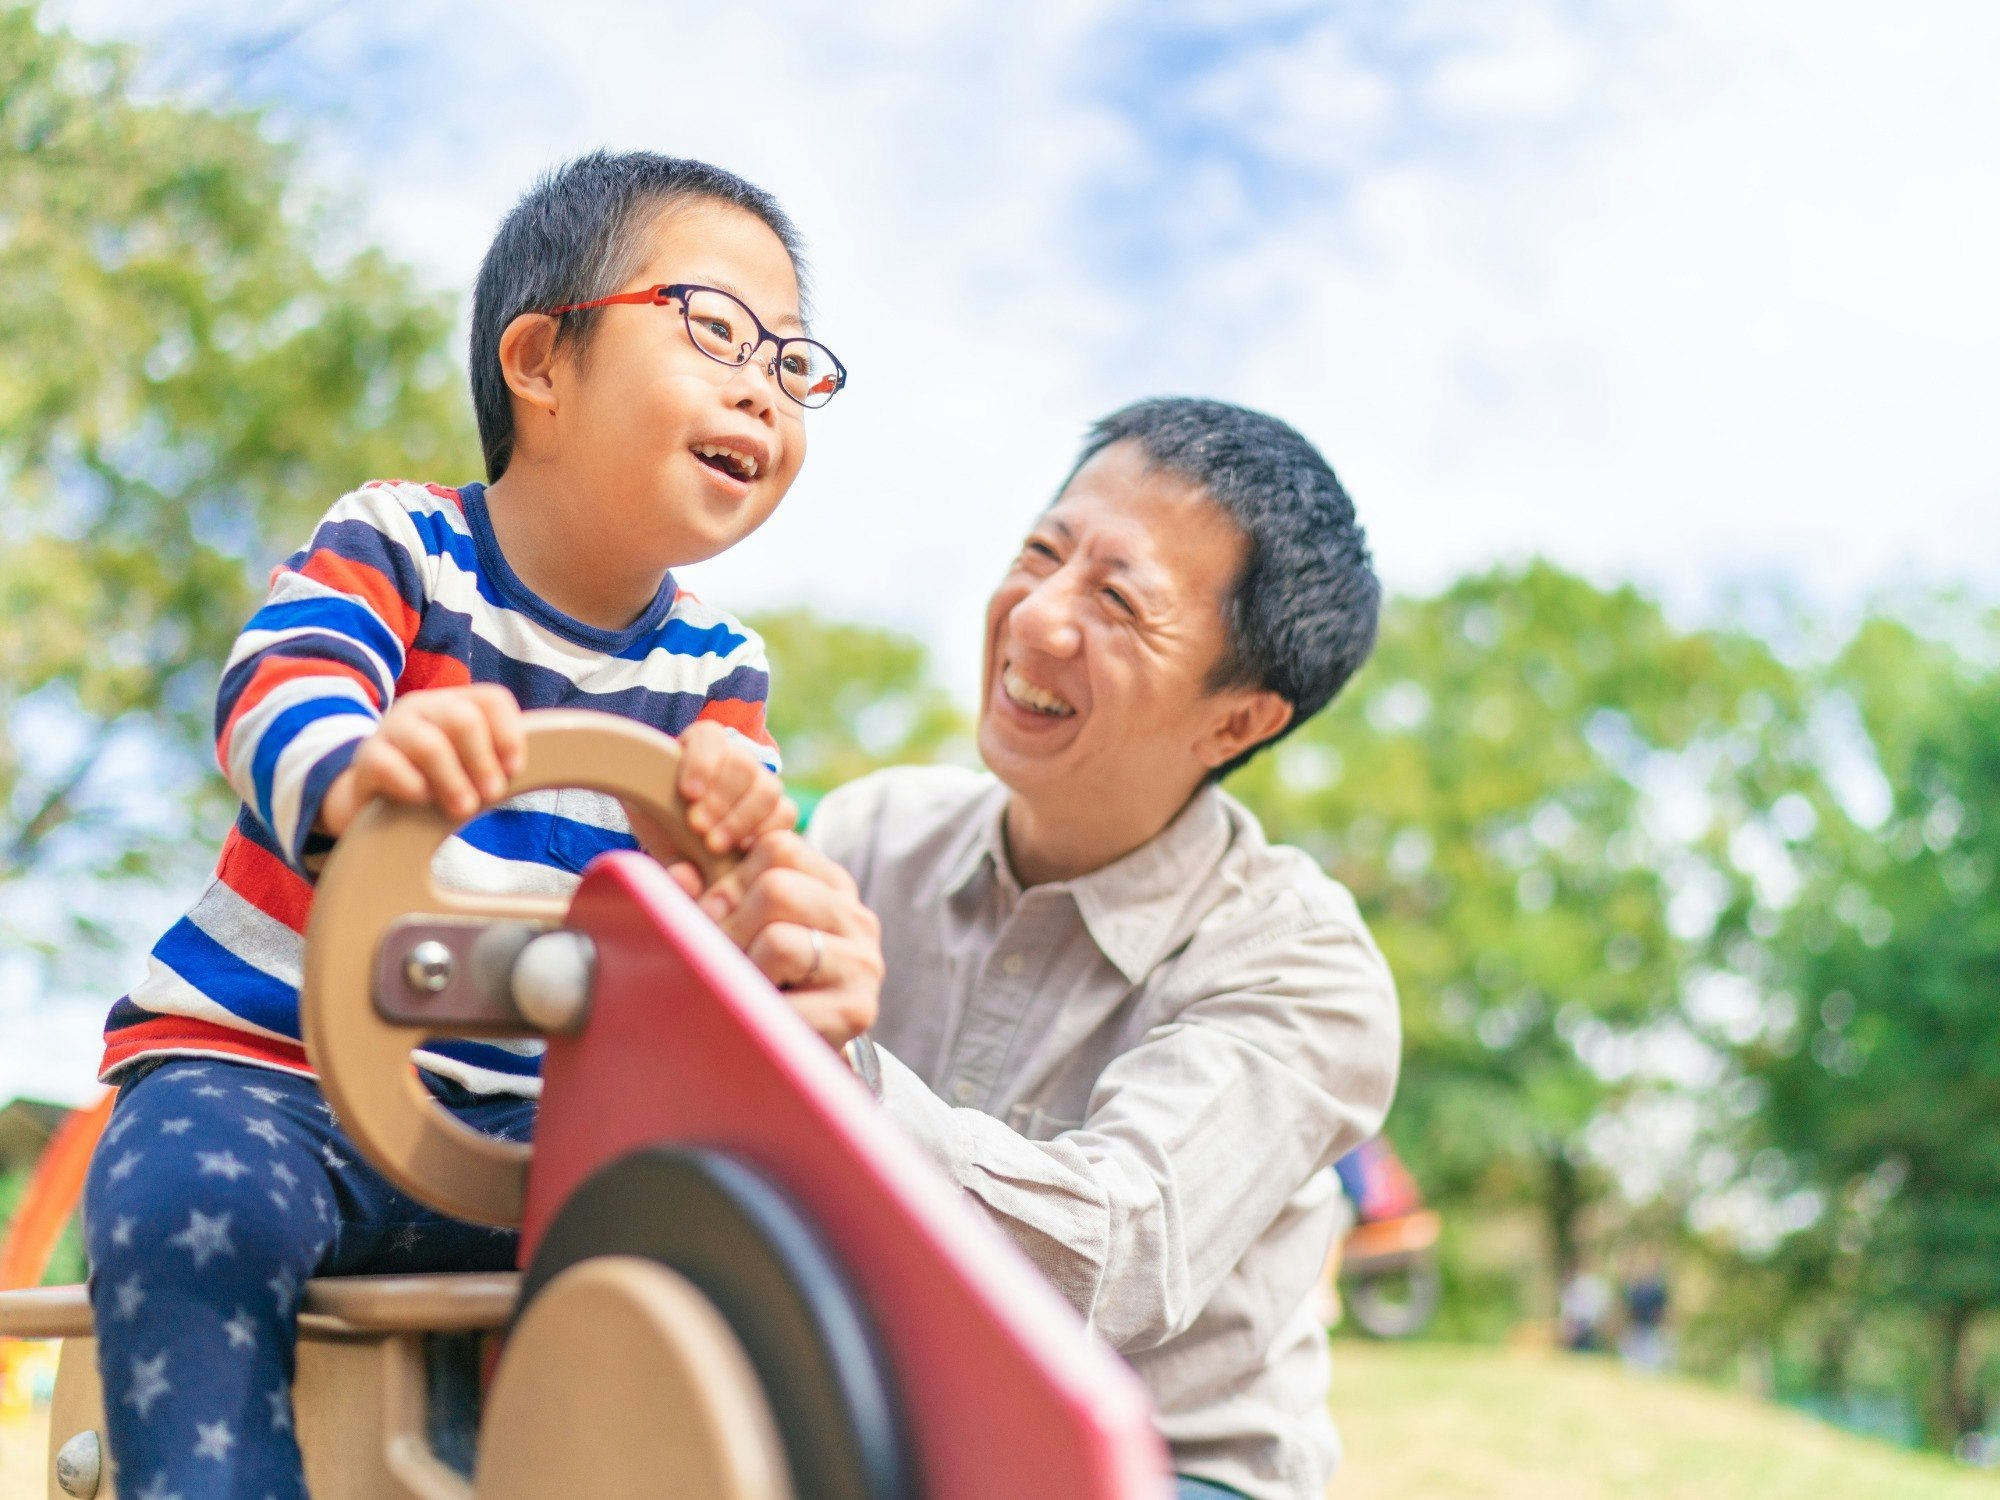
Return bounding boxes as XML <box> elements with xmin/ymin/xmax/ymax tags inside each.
<box><xmin>82</xmin><ymin>1057</ymin><xmax>534</xmax><ymax>1500</ymax></box>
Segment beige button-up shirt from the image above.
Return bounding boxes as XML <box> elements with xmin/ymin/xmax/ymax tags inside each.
<box><xmin>809</xmin><ymin>766</ymin><xmax>1400</xmax><ymax>1500</ymax></box>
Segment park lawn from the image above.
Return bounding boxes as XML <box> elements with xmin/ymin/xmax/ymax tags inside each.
<box><xmin>5</xmin><ymin>1340</ymin><xmax>1990</xmax><ymax>1499</ymax></box>
<box><xmin>1329</xmin><ymin>1339</ymin><xmax>1990</xmax><ymax>1500</ymax></box>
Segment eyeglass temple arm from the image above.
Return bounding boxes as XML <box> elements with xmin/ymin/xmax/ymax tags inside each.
<box><xmin>543</xmin><ymin>287</ymin><xmax>674</xmax><ymax>317</ymax></box>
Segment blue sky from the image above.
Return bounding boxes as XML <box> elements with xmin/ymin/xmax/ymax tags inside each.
<box><xmin>46</xmin><ymin>0</ymin><xmax>1994</xmax><ymax>646</ymax></box>
<box><xmin>9</xmin><ymin>0</ymin><xmax>1998</xmax><ymax>1102</ymax></box>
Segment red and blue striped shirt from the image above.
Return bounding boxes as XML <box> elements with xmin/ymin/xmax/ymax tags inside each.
<box><xmin>100</xmin><ymin>480</ymin><xmax>779</xmax><ymax>1095</ymax></box>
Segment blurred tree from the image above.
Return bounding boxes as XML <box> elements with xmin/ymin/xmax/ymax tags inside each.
<box><xmin>1228</xmin><ymin>562</ymin><xmax>1800</xmax><ymax>1290</ymax></box>
<box><xmin>750</xmin><ymin>608</ymin><xmax>967</xmax><ymax>803</ymax></box>
<box><xmin>0</xmin><ymin>4</ymin><xmax>477</xmax><ymax>956</ymax></box>
<box><xmin>1738</xmin><ymin>608</ymin><xmax>2000</xmax><ymax>1445</ymax></box>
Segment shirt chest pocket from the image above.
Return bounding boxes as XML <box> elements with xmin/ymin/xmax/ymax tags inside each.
<box><xmin>1004</xmin><ymin>1101</ymin><xmax>1087</xmax><ymax>1141</ymax></box>
<box><xmin>545</xmin><ymin>788</ymin><xmax>639</xmax><ymax>874</ymax></box>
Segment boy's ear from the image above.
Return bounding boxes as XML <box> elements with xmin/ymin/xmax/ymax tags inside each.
<box><xmin>498</xmin><ymin>312</ymin><xmax>562</xmax><ymax>417</ymax></box>
<box><xmin>1195</xmin><ymin>687</ymin><xmax>1293</xmax><ymax>771</ymax></box>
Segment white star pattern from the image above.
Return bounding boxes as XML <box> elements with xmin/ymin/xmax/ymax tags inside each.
<box><xmin>243</xmin><ymin>1115</ymin><xmax>286</xmax><ymax>1149</ymax></box>
<box><xmin>125</xmin><ymin>1351</ymin><xmax>172</xmax><ymax>1419</ymax></box>
<box><xmin>243</xmin><ymin>1085</ymin><xmax>286</xmax><ymax>1106</ymax></box>
<box><xmin>321</xmin><ymin>1143</ymin><xmax>349</xmax><ymax>1171</ymax></box>
<box><xmin>174</xmin><ymin>1066</ymin><xmax>212</xmax><ymax>1079</ymax></box>
<box><xmin>193</xmin><ymin>1419</ymin><xmax>236</xmax><ymax>1462</ymax></box>
<box><xmin>107</xmin><ymin>1150</ymin><xmax>143</xmax><ymax>1182</ymax></box>
<box><xmin>268</xmin><ymin>1267</ymin><xmax>297</xmax><ymax>1312</ymax></box>
<box><xmin>134</xmin><ymin>1473</ymin><xmax>182</xmax><ymax>1500</ymax></box>
<box><xmin>113</xmin><ymin>1274</ymin><xmax>147</xmax><ymax>1321</ymax></box>
<box><xmin>316</xmin><ymin>1101</ymin><xmax>338</xmax><ymax>1122</ymax></box>
<box><xmin>160</xmin><ymin>1117</ymin><xmax>195</xmax><ymax>1136</ymax></box>
<box><xmin>390</xmin><ymin>1223</ymin><xmax>422</xmax><ymax>1254</ymax></box>
<box><xmin>194</xmin><ymin>1085</ymin><xmax>227</xmax><ymax>1099</ymax></box>
<box><xmin>104</xmin><ymin>1110</ymin><xmax>140</xmax><ymax>1145</ymax></box>
<box><xmin>311</xmin><ymin>1190</ymin><xmax>329</xmax><ymax>1222</ymax></box>
<box><xmin>167</xmin><ymin>1209</ymin><xmax>236</xmax><ymax>1268</ymax></box>
<box><xmin>197</xmin><ymin>1150</ymin><xmax>251</xmax><ymax>1181</ymax></box>
<box><xmin>267</xmin><ymin>1386</ymin><xmax>293</xmax><ymax>1432</ymax></box>
<box><xmin>270</xmin><ymin>1160</ymin><xmax>298</xmax><ymax>1190</ymax></box>
<box><xmin>111</xmin><ymin>1215</ymin><xmax>136</xmax><ymax>1249</ymax></box>
<box><xmin>223</xmin><ymin>1307</ymin><xmax>257</xmax><ymax>1350</ymax></box>
<box><xmin>268</xmin><ymin>1190</ymin><xmax>291</xmax><ymax>1212</ymax></box>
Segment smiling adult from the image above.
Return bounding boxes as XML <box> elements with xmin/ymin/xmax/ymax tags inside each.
<box><xmin>796</xmin><ymin>397</ymin><xmax>1401</xmax><ymax>1500</ymax></box>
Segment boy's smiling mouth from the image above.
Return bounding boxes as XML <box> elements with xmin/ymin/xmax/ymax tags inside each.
<box><xmin>692</xmin><ymin>438</ymin><xmax>765</xmax><ymax>483</ymax></box>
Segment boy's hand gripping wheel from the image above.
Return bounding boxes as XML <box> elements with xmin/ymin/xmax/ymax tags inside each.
<box><xmin>301</xmin><ymin>709</ymin><xmax>733</xmax><ymax>1227</ymax></box>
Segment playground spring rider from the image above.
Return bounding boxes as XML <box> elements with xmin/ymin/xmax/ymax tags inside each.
<box><xmin>0</xmin><ymin>709</ymin><xmax>1170</xmax><ymax>1499</ymax></box>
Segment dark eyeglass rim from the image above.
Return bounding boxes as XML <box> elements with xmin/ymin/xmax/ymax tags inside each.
<box><xmin>542</xmin><ymin>282</ymin><xmax>848</xmax><ymax>409</ymax></box>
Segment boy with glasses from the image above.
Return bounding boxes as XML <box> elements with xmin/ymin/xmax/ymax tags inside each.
<box><xmin>82</xmin><ymin>151</ymin><xmax>846</xmax><ymax>1499</ymax></box>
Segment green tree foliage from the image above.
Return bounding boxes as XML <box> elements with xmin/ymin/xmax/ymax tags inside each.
<box><xmin>1229</xmin><ymin>562</ymin><xmax>1798</xmax><ymax>1284</ymax></box>
<box><xmin>1737</xmin><ymin>609</ymin><xmax>2000</xmax><ymax>1443</ymax></box>
<box><xmin>750</xmin><ymin>608</ymin><xmax>968</xmax><ymax>803</ymax></box>
<box><xmin>0</xmin><ymin>3</ymin><xmax>476</xmax><ymax>922</ymax></box>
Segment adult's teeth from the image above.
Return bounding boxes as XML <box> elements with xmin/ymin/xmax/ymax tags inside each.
<box><xmin>1003</xmin><ymin>667</ymin><xmax>1074</xmax><ymax>717</ymax></box>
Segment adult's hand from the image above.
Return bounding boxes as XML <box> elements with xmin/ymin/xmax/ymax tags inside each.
<box><xmin>664</xmin><ymin>831</ymin><xmax>882</xmax><ymax>1049</ymax></box>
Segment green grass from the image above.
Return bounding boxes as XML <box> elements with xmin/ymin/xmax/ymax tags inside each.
<box><xmin>1329</xmin><ymin>1341</ymin><xmax>1994</xmax><ymax>1499</ymax></box>
<box><xmin>8</xmin><ymin>1339</ymin><xmax>1993</xmax><ymax>1498</ymax></box>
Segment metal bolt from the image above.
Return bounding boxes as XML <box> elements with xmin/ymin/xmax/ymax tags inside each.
<box><xmin>403</xmin><ymin>939</ymin><xmax>455</xmax><ymax>996</ymax></box>
<box><xmin>55</xmin><ymin>1430</ymin><xmax>101</xmax><ymax>1497</ymax></box>
<box><xmin>510</xmin><ymin>931</ymin><xmax>596</xmax><ymax>1034</ymax></box>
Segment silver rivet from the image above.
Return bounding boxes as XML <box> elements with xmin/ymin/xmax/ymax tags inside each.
<box><xmin>511</xmin><ymin>932</ymin><xmax>596</xmax><ymax>1034</ymax></box>
<box><xmin>403</xmin><ymin>939</ymin><xmax>454</xmax><ymax>995</ymax></box>
<box><xmin>56</xmin><ymin>1430</ymin><xmax>102</xmax><ymax>1497</ymax></box>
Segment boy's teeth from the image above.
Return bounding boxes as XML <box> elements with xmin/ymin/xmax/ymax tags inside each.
<box><xmin>1002</xmin><ymin>667</ymin><xmax>1074</xmax><ymax>717</ymax></box>
<box><xmin>695</xmin><ymin>443</ymin><xmax>757</xmax><ymax>479</ymax></box>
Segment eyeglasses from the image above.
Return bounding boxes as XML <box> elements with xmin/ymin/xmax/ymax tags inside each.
<box><xmin>544</xmin><ymin>282</ymin><xmax>847</xmax><ymax>409</ymax></box>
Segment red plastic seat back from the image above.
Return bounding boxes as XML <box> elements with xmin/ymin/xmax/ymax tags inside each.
<box><xmin>525</xmin><ymin>853</ymin><xmax>1170</xmax><ymax>1500</ymax></box>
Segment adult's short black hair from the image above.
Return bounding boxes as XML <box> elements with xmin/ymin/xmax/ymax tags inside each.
<box><xmin>470</xmin><ymin>151</ymin><xmax>807</xmax><ymax>481</ymax></box>
<box><xmin>1060</xmin><ymin>397</ymin><xmax>1381</xmax><ymax>779</ymax></box>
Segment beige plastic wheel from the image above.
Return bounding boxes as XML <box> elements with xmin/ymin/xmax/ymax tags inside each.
<box><xmin>475</xmin><ymin>1256</ymin><xmax>795</xmax><ymax>1500</ymax></box>
<box><xmin>301</xmin><ymin>709</ymin><xmax>731</xmax><ymax>1227</ymax></box>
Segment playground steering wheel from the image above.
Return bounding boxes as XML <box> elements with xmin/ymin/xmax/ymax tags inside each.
<box><xmin>300</xmin><ymin>708</ymin><xmax>735</xmax><ymax>1228</ymax></box>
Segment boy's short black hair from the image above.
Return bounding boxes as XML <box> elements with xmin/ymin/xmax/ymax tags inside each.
<box><xmin>470</xmin><ymin>151</ymin><xmax>807</xmax><ymax>481</ymax></box>
<box><xmin>1060</xmin><ymin>397</ymin><xmax>1381</xmax><ymax>779</ymax></box>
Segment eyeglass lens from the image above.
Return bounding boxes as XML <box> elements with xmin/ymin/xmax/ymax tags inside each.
<box><xmin>681</xmin><ymin>287</ymin><xmax>842</xmax><ymax>408</ymax></box>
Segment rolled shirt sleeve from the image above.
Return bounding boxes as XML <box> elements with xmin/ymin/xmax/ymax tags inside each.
<box><xmin>874</xmin><ymin>911</ymin><xmax>1398</xmax><ymax>1350</ymax></box>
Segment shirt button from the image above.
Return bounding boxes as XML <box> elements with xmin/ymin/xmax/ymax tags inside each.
<box><xmin>951</xmin><ymin>1080</ymin><xmax>979</xmax><ymax>1106</ymax></box>
<box><xmin>1002</xmin><ymin>953</ymin><xmax>1025</xmax><ymax>977</ymax></box>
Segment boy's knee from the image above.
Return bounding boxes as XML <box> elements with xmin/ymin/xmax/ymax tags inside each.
<box><xmin>86</xmin><ymin>1120</ymin><xmax>326</xmax><ymax>1292</ymax></box>
<box><xmin>84</xmin><ymin>1101</ymin><xmax>183</xmax><ymax>1256</ymax></box>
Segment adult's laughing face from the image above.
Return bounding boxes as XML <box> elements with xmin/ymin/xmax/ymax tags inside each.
<box><xmin>979</xmin><ymin>437</ymin><xmax>1295</xmax><ymax>887</ymax></box>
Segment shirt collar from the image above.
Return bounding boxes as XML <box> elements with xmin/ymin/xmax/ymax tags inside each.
<box><xmin>942</xmin><ymin>779</ymin><xmax>1013</xmax><ymax>903</ymax></box>
<box><xmin>945</xmin><ymin>781</ymin><xmax>1234</xmax><ymax>985</ymax></box>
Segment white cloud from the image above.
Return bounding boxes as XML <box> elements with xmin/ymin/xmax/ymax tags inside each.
<box><xmin>19</xmin><ymin>0</ymin><xmax>1998</xmax><ymax>1099</ymax></box>
<box><xmin>43</xmin><ymin>0</ymin><xmax>2000</xmax><ymax>669</ymax></box>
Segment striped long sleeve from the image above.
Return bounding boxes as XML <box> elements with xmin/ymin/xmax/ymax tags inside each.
<box><xmin>214</xmin><ymin>486</ymin><xmax>430</xmax><ymax>870</ymax></box>
<box><xmin>103</xmin><ymin>479</ymin><xmax>778</xmax><ymax>1095</ymax></box>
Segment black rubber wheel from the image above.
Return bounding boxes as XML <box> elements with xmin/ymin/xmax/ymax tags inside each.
<box><xmin>515</xmin><ymin>1146</ymin><xmax>916</xmax><ymax>1500</ymax></box>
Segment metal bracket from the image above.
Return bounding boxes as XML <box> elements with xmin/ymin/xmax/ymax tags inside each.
<box><xmin>373</xmin><ymin>917</ymin><xmax>552</xmax><ymax>1031</ymax></box>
